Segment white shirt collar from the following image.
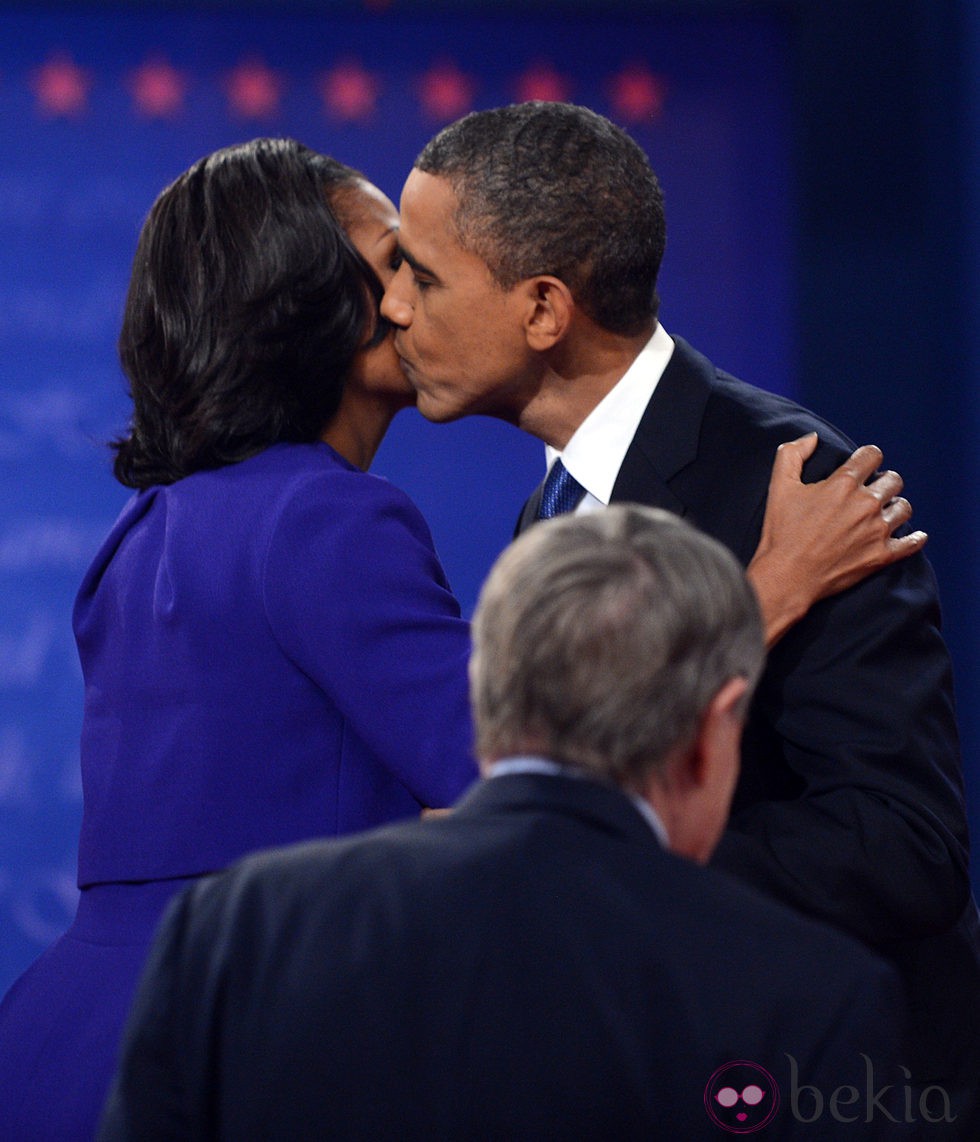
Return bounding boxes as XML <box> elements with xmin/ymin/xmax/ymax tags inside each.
<box><xmin>485</xmin><ymin>756</ymin><xmax>669</xmax><ymax>848</ymax></box>
<box><xmin>543</xmin><ymin>323</ymin><xmax>674</xmax><ymax>509</ymax></box>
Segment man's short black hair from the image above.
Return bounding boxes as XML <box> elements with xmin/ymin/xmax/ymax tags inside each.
<box><xmin>416</xmin><ymin>102</ymin><xmax>666</xmax><ymax>336</ymax></box>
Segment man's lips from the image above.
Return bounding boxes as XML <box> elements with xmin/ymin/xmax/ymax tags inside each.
<box><xmin>394</xmin><ymin>347</ymin><xmax>419</xmax><ymax>387</ymax></box>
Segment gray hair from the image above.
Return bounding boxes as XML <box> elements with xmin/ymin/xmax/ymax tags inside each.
<box><xmin>469</xmin><ymin>506</ymin><xmax>765</xmax><ymax>789</ymax></box>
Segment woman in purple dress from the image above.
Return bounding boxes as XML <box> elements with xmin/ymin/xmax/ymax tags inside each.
<box><xmin>0</xmin><ymin>138</ymin><xmax>918</xmax><ymax>1140</ymax></box>
<box><xmin>0</xmin><ymin>139</ymin><xmax>478</xmax><ymax>1141</ymax></box>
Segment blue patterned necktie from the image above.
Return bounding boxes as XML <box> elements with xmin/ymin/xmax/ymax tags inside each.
<box><xmin>537</xmin><ymin>458</ymin><xmax>586</xmax><ymax>519</ymax></box>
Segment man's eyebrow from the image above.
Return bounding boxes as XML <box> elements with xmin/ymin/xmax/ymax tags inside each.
<box><xmin>396</xmin><ymin>242</ymin><xmax>439</xmax><ymax>282</ymax></box>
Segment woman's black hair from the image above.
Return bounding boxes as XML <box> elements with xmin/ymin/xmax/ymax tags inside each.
<box><xmin>112</xmin><ymin>138</ymin><xmax>381</xmax><ymax>489</ymax></box>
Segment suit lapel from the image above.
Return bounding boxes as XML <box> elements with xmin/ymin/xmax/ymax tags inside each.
<box><xmin>610</xmin><ymin>336</ymin><xmax>713</xmax><ymax>515</ymax></box>
<box><xmin>515</xmin><ymin>486</ymin><xmax>542</xmax><ymax>536</ymax></box>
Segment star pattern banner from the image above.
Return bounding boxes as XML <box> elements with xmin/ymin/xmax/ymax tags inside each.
<box><xmin>0</xmin><ymin>5</ymin><xmax>792</xmax><ymax>991</ymax></box>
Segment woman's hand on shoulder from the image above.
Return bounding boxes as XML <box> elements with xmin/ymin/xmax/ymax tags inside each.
<box><xmin>747</xmin><ymin>432</ymin><xmax>927</xmax><ymax>647</ymax></box>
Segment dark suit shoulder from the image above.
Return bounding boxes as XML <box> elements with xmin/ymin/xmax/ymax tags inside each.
<box><xmin>190</xmin><ymin>794</ymin><xmax>898</xmax><ymax>1008</ymax></box>
<box><xmin>670</xmin><ymin>337</ymin><xmax>857</xmax><ymax>479</ymax></box>
<box><xmin>679</xmin><ymin>857</ymin><xmax>901</xmax><ymax>991</ymax></box>
<box><xmin>617</xmin><ymin>337</ymin><xmax>858</xmax><ymax>559</ymax></box>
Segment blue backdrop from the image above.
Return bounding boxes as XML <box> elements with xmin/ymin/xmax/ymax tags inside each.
<box><xmin>1</xmin><ymin>0</ymin><xmax>966</xmax><ymax>994</ymax></box>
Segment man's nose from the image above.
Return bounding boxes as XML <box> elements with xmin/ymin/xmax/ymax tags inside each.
<box><xmin>380</xmin><ymin>268</ymin><xmax>412</xmax><ymax>328</ymax></box>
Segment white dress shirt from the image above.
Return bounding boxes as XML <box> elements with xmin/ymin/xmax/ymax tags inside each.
<box><xmin>542</xmin><ymin>323</ymin><xmax>675</xmax><ymax>510</ymax></box>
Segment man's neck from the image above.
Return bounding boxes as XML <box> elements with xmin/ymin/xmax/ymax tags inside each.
<box><xmin>516</xmin><ymin>318</ymin><xmax>655</xmax><ymax>449</ymax></box>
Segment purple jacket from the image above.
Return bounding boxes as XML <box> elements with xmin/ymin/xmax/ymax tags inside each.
<box><xmin>74</xmin><ymin>442</ymin><xmax>477</xmax><ymax>886</ymax></box>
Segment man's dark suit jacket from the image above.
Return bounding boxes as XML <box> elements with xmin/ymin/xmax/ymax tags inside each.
<box><xmin>100</xmin><ymin>773</ymin><xmax>910</xmax><ymax>1140</ymax></box>
<box><xmin>519</xmin><ymin>336</ymin><xmax>980</xmax><ymax>1132</ymax></box>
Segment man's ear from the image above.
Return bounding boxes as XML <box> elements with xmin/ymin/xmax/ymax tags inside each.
<box><xmin>521</xmin><ymin>276</ymin><xmax>575</xmax><ymax>350</ymax></box>
<box><xmin>691</xmin><ymin>676</ymin><xmax>749</xmax><ymax>789</ymax></box>
<box><xmin>647</xmin><ymin>676</ymin><xmax>748</xmax><ymax>864</ymax></box>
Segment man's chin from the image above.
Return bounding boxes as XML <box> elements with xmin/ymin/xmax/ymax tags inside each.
<box><xmin>413</xmin><ymin>390</ymin><xmax>464</xmax><ymax>425</ymax></box>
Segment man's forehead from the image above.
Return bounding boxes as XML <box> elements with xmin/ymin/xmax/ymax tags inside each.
<box><xmin>399</xmin><ymin>169</ymin><xmax>458</xmax><ymax>233</ymax></box>
<box><xmin>397</xmin><ymin>168</ymin><xmax>494</xmax><ymax>282</ymax></box>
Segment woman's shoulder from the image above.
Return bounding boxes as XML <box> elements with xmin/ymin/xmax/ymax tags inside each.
<box><xmin>235</xmin><ymin>443</ymin><xmax>435</xmax><ymax>556</ymax></box>
<box><xmin>259</xmin><ymin>442</ymin><xmax>425</xmax><ymax>521</ymax></box>
<box><xmin>90</xmin><ymin>444</ymin><xmax>424</xmax><ymax>573</ymax></box>
<box><xmin>151</xmin><ymin>442</ymin><xmax>418</xmax><ymax>521</ymax></box>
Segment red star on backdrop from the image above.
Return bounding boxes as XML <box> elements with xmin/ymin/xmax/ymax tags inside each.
<box><xmin>417</xmin><ymin>62</ymin><xmax>476</xmax><ymax>122</ymax></box>
<box><xmin>31</xmin><ymin>52</ymin><xmax>91</xmax><ymax>118</ymax></box>
<box><xmin>607</xmin><ymin>64</ymin><xmax>667</xmax><ymax>124</ymax></box>
<box><xmin>318</xmin><ymin>61</ymin><xmax>380</xmax><ymax>122</ymax></box>
<box><xmin>224</xmin><ymin>58</ymin><xmax>283</xmax><ymax>120</ymax></box>
<box><xmin>514</xmin><ymin>63</ymin><xmax>572</xmax><ymax>105</ymax></box>
<box><xmin>128</xmin><ymin>57</ymin><xmax>187</xmax><ymax>118</ymax></box>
